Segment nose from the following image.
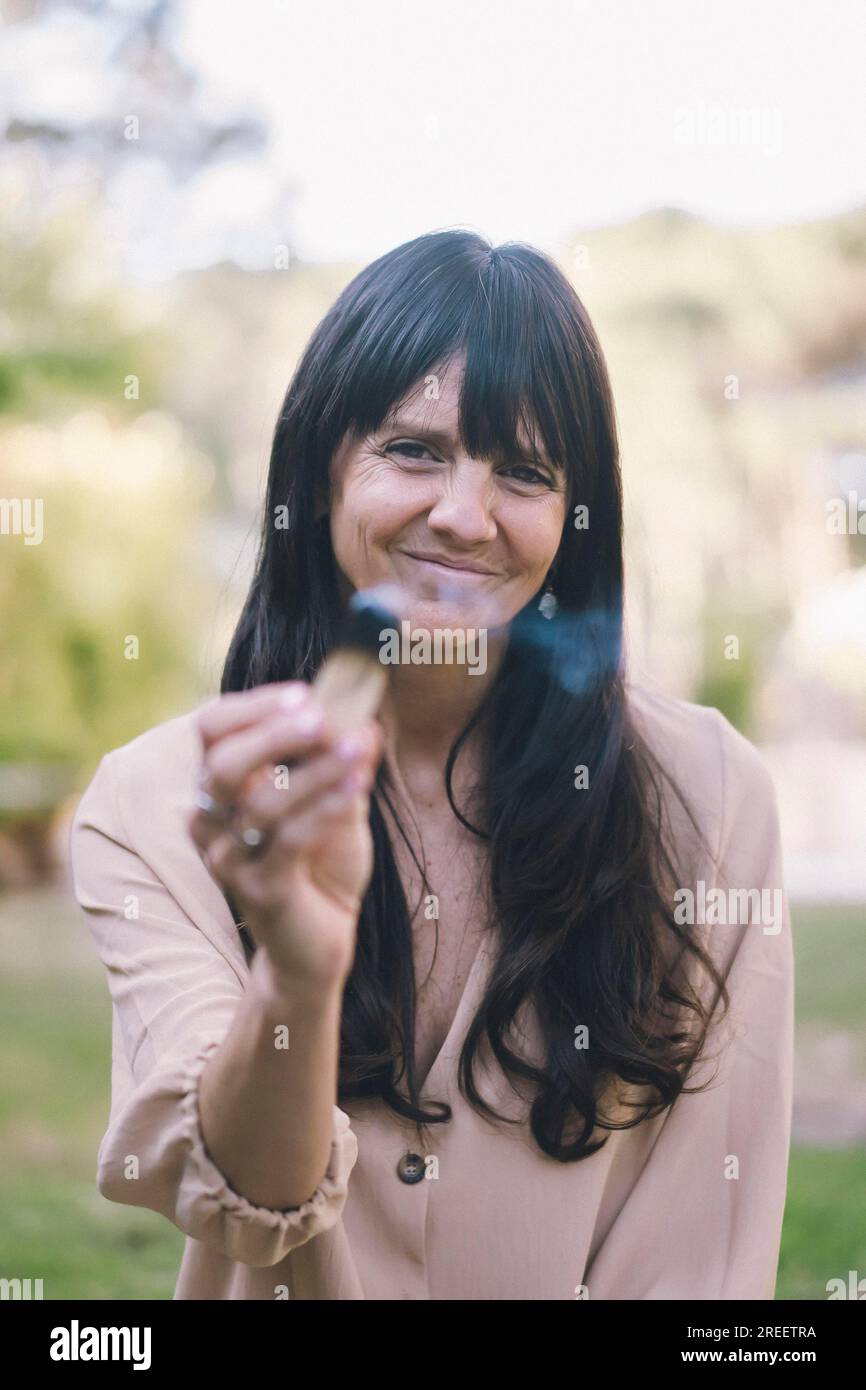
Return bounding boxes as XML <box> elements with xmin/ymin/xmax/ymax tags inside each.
<box><xmin>426</xmin><ymin>459</ymin><xmax>498</xmax><ymax>545</ymax></box>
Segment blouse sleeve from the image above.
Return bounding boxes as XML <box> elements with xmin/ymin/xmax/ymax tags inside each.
<box><xmin>69</xmin><ymin>748</ymin><xmax>359</xmax><ymax>1270</ymax></box>
<box><xmin>584</xmin><ymin>712</ymin><xmax>795</xmax><ymax>1299</ymax></box>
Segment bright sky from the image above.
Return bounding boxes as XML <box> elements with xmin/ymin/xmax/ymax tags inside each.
<box><xmin>4</xmin><ymin>0</ymin><xmax>865</xmax><ymax>275</ymax></box>
<box><xmin>174</xmin><ymin>0</ymin><xmax>866</xmax><ymax>264</ymax></box>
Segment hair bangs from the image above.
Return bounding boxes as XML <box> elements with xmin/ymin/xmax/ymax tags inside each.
<box><xmin>458</xmin><ymin>256</ymin><xmax>586</xmax><ymax>508</ymax></box>
<box><xmin>321</xmin><ymin>231</ymin><xmax>484</xmax><ymax>450</ymax></box>
<box><xmin>322</xmin><ymin>235</ymin><xmax>592</xmax><ymax>515</ymax></box>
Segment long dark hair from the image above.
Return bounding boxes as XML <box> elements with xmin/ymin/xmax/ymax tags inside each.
<box><xmin>221</xmin><ymin>228</ymin><xmax>729</xmax><ymax>1161</ymax></box>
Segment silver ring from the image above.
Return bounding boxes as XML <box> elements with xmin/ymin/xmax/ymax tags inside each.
<box><xmin>229</xmin><ymin>817</ymin><xmax>272</xmax><ymax>858</ymax></box>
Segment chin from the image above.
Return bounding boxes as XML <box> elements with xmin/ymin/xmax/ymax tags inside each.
<box><xmin>408</xmin><ymin>592</ymin><xmax>523</xmax><ymax>643</ymax></box>
<box><xmin>398</xmin><ymin>595</ymin><xmax>473</xmax><ymax>631</ymax></box>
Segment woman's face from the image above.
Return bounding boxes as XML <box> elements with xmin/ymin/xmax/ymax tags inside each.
<box><xmin>327</xmin><ymin>353</ymin><xmax>569</xmax><ymax>633</ymax></box>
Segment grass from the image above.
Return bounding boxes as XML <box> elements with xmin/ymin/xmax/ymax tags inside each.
<box><xmin>792</xmin><ymin>903</ymin><xmax>866</xmax><ymax>1031</ymax></box>
<box><xmin>779</xmin><ymin>1148</ymin><xmax>866</xmax><ymax>1300</ymax></box>
<box><xmin>0</xmin><ymin>888</ymin><xmax>862</xmax><ymax>1299</ymax></box>
<box><xmin>0</xmin><ymin>1170</ymin><xmax>183</xmax><ymax>1300</ymax></box>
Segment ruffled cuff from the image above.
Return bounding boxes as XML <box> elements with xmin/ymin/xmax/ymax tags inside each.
<box><xmin>172</xmin><ymin>1034</ymin><xmax>358</xmax><ymax>1268</ymax></box>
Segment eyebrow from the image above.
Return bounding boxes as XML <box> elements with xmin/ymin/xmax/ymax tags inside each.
<box><xmin>378</xmin><ymin>415</ymin><xmax>561</xmax><ymax>471</ymax></box>
<box><xmin>380</xmin><ymin>417</ymin><xmax>457</xmax><ymax>451</ymax></box>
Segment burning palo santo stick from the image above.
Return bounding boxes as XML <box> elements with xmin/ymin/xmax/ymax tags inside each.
<box><xmin>311</xmin><ymin>574</ymin><xmax>531</xmax><ymax>734</ymax></box>
<box><xmin>311</xmin><ymin>583</ymin><xmax>406</xmax><ymax>736</ymax></box>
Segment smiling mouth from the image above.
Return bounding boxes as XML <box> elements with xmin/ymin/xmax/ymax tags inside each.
<box><xmin>399</xmin><ymin>551</ymin><xmax>495</xmax><ymax>579</ymax></box>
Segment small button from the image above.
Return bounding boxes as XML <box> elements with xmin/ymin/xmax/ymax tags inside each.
<box><xmin>397</xmin><ymin>1151</ymin><xmax>425</xmax><ymax>1184</ymax></box>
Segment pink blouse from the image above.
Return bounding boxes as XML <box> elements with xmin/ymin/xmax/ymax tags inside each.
<box><xmin>68</xmin><ymin>682</ymin><xmax>794</xmax><ymax>1299</ymax></box>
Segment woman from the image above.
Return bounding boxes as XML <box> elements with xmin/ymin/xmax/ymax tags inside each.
<box><xmin>70</xmin><ymin>229</ymin><xmax>794</xmax><ymax>1300</ymax></box>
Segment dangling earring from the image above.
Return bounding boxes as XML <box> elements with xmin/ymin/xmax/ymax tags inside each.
<box><xmin>538</xmin><ymin>579</ymin><xmax>558</xmax><ymax>620</ymax></box>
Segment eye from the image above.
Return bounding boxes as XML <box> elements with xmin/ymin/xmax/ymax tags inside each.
<box><xmin>501</xmin><ymin>463</ymin><xmax>556</xmax><ymax>487</ymax></box>
<box><xmin>385</xmin><ymin>439</ymin><xmax>438</xmax><ymax>461</ymax></box>
<box><xmin>384</xmin><ymin>439</ymin><xmax>557</xmax><ymax>486</ymax></box>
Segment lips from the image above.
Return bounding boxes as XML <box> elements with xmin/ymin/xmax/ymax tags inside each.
<box><xmin>400</xmin><ymin>550</ymin><xmax>495</xmax><ymax>576</ymax></box>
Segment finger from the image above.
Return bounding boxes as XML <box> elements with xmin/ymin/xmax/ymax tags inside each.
<box><xmin>239</xmin><ymin>721</ymin><xmax>382</xmax><ymax>821</ymax></box>
<box><xmin>237</xmin><ymin>746</ymin><xmax>375</xmax><ymax>829</ymax></box>
<box><xmin>197</xmin><ymin>823</ymin><xmax>261</xmax><ymax>881</ymax></box>
<box><xmin>189</xmin><ymin>725</ymin><xmax>375</xmax><ymax>853</ymax></box>
<box><xmin>203</xmin><ymin>703</ymin><xmax>337</xmax><ymax>804</ymax></box>
<box><xmin>188</xmin><ymin>803</ymin><xmax>231</xmax><ymax>855</ymax></box>
<box><xmin>360</xmin><ymin>718</ymin><xmax>386</xmax><ymax>774</ymax></box>
<box><xmin>197</xmin><ymin>777</ymin><xmax>367</xmax><ymax>889</ymax></box>
<box><xmin>196</xmin><ymin>682</ymin><xmax>313</xmax><ymax>750</ymax></box>
<box><xmin>264</xmin><ymin>780</ymin><xmax>368</xmax><ymax>856</ymax></box>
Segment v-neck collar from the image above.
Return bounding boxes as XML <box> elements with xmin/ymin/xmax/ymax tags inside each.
<box><xmin>416</xmin><ymin>930</ymin><xmax>494</xmax><ymax>1096</ymax></box>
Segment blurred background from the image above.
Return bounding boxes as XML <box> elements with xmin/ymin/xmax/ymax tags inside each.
<box><xmin>1</xmin><ymin>0</ymin><xmax>864</xmax><ymax>1299</ymax></box>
